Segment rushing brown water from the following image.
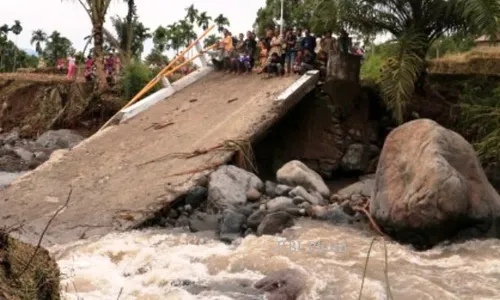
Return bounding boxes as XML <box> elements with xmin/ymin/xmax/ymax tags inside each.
<box><xmin>51</xmin><ymin>218</ymin><xmax>500</xmax><ymax>300</ymax></box>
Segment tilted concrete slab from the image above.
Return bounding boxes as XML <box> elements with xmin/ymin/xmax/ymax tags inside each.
<box><xmin>0</xmin><ymin>71</ymin><xmax>319</xmax><ymax>246</ymax></box>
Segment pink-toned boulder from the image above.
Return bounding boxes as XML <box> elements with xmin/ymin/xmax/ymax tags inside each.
<box><xmin>371</xmin><ymin>119</ymin><xmax>500</xmax><ymax>249</ymax></box>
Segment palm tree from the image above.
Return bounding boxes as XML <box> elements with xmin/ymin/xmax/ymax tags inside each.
<box><xmin>166</xmin><ymin>23</ymin><xmax>182</xmax><ymax>53</ymax></box>
<box><xmin>197</xmin><ymin>12</ymin><xmax>212</xmax><ymax>31</ymax></box>
<box><xmin>10</xmin><ymin>20</ymin><xmax>22</xmax><ymax>71</ymax></box>
<box><xmin>204</xmin><ymin>34</ymin><xmax>220</xmax><ymax>49</ymax></box>
<box><xmin>152</xmin><ymin>26</ymin><xmax>169</xmax><ymax>52</ymax></box>
<box><xmin>64</xmin><ymin>0</ymin><xmax>113</xmax><ymax>90</ymax></box>
<box><xmin>317</xmin><ymin>0</ymin><xmax>500</xmax><ymax>123</ymax></box>
<box><xmin>185</xmin><ymin>5</ymin><xmax>199</xmax><ymax>24</ymax></box>
<box><xmin>124</xmin><ymin>0</ymin><xmax>136</xmax><ymax>60</ymax></box>
<box><xmin>178</xmin><ymin>20</ymin><xmax>196</xmax><ymax>47</ymax></box>
<box><xmin>214</xmin><ymin>14</ymin><xmax>230</xmax><ymax>32</ymax></box>
<box><xmin>31</xmin><ymin>30</ymin><xmax>48</xmax><ymax>55</ymax></box>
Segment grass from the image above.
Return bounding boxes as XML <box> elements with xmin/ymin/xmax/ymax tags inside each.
<box><xmin>428</xmin><ymin>46</ymin><xmax>500</xmax><ymax>75</ymax></box>
<box><xmin>0</xmin><ymin>231</ymin><xmax>60</xmax><ymax>300</ymax></box>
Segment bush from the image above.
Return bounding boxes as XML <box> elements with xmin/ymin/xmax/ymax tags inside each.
<box><xmin>120</xmin><ymin>61</ymin><xmax>159</xmax><ymax>101</ymax></box>
<box><xmin>360</xmin><ymin>42</ymin><xmax>399</xmax><ymax>82</ymax></box>
<box><xmin>457</xmin><ymin>78</ymin><xmax>500</xmax><ymax>162</ymax></box>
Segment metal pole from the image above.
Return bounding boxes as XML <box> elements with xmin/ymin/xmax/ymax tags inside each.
<box><xmin>280</xmin><ymin>0</ymin><xmax>284</xmax><ymax>36</ymax></box>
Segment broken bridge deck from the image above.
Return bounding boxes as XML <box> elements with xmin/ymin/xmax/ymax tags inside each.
<box><xmin>0</xmin><ymin>71</ymin><xmax>319</xmax><ymax>246</ymax></box>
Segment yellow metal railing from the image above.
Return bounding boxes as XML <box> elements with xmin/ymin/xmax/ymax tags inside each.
<box><xmin>98</xmin><ymin>24</ymin><xmax>217</xmax><ymax>132</ymax></box>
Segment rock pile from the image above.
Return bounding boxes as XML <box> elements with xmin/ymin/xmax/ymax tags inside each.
<box><xmin>161</xmin><ymin>161</ymin><xmax>370</xmax><ymax>244</ymax></box>
<box><xmin>0</xmin><ymin>128</ymin><xmax>84</xmax><ymax>187</ymax></box>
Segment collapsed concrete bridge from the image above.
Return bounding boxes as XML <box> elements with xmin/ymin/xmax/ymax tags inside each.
<box><xmin>0</xmin><ymin>65</ymin><xmax>320</xmax><ymax>246</ymax></box>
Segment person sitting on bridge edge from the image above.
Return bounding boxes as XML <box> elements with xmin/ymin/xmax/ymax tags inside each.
<box><xmin>237</xmin><ymin>51</ymin><xmax>252</xmax><ymax>74</ymax></box>
<box><xmin>221</xmin><ymin>29</ymin><xmax>234</xmax><ymax>72</ymax></box>
<box><xmin>264</xmin><ymin>52</ymin><xmax>284</xmax><ymax>78</ymax></box>
<box><xmin>297</xmin><ymin>48</ymin><xmax>315</xmax><ymax>75</ymax></box>
<box><xmin>243</xmin><ymin>31</ymin><xmax>257</xmax><ymax>69</ymax></box>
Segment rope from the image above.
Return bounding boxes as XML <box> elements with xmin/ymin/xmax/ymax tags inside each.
<box><xmin>358</xmin><ymin>236</ymin><xmax>393</xmax><ymax>300</ymax></box>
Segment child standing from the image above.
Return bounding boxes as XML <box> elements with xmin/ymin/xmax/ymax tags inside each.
<box><xmin>66</xmin><ymin>55</ymin><xmax>76</xmax><ymax>80</ymax></box>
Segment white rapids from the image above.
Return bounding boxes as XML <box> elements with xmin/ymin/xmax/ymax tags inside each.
<box><xmin>50</xmin><ymin>219</ymin><xmax>500</xmax><ymax>300</ymax></box>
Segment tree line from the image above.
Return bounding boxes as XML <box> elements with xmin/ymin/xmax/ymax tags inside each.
<box><xmin>253</xmin><ymin>0</ymin><xmax>500</xmax><ymax>123</ymax></box>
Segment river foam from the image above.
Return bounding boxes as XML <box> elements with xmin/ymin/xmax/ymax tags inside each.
<box><xmin>50</xmin><ymin>219</ymin><xmax>500</xmax><ymax>300</ymax></box>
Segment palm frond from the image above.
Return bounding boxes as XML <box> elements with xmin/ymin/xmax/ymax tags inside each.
<box><xmin>459</xmin><ymin>0</ymin><xmax>500</xmax><ymax>39</ymax></box>
<box><xmin>379</xmin><ymin>31</ymin><xmax>428</xmax><ymax>123</ymax></box>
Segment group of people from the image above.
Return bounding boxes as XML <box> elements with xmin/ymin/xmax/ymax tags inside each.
<box><xmin>84</xmin><ymin>52</ymin><xmax>121</xmax><ymax>84</ymax></box>
<box><xmin>54</xmin><ymin>52</ymin><xmax>121</xmax><ymax>83</ymax></box>
<box><xmin>210</xmin><ymin>27</ymin><xmax>365</xmax><ymax>78</ymax></box>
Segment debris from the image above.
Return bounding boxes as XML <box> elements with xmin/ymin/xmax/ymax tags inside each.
<box><xmin>227</xmin><ymin>98</ymin><xmax>238</xmax><ymax>103</ymax></box>
<box><xmin>144</xmin><ymin>121</ymin><xmax>175</xmax><ymax>131</ymax></box>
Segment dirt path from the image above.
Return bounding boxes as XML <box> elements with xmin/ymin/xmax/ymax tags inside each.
<box><xmin>0</xmin><ymin>72</ymin><xmax>301</xmax><ymax>246</ymax></box>
<box><xmin>0</xmin><ymin>72</ymin><xmax>85</xmax><ymax>83</ymax></box>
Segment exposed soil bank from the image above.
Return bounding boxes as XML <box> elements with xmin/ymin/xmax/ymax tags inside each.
<box><xmin>0</xmin><ymin>79</ymin><xmax>123</xmax><ymax>138</ymax></box>
<box><xmin>0</xmin><ymin>231</ymin><xmax>60</xmax><ymax>300</ymax></box>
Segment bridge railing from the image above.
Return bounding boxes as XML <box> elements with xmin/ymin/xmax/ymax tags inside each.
<box><xmin>99</xmin><ymin>25</ymin><xmax>217</xmax><ymax>132</ymax></box>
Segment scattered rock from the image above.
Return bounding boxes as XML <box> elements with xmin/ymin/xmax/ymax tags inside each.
<box><xmin>254</xmin><ymin>268</ymin><xmax>306</xmax><ymax>300</ymax></box>
<box><xmin>246</xmin><ymin>188</ymin><xmax>261</xmax><ymax>202</ymax></box>
<box><xmin>36</xmin><ymin>129</ymin><xmax>85</xmax><ymax>149</ymax></box>
<box><xmin>219</xmin><ymin>209</ymin><xmax>246</xmax><ymax>243</ymax></box>
<box><xmin>289</xmin><ymin>186</ymin><xmax>324</xmax><ymax>205</ymax></box>
<box><xmin>308</xmin><ymin>205</ymin><xmax>353</xmax><ymax>224</ymax></box>
<box><xmin>337</xmin><ymin>177</ymin><xmax>374</xmax><ymax>199</ymax></box>
<box><xmin>330</xmin><ymin>194</ymin><xmax>342</xmax><ymax>203</ymax></box>
<box><xmin>13</xmin><ymin>147</ymin><xmax>33</xmax><ymax>162</ymax></box>
<box><xmin>340</xmin><ymin>143</ymin><xmax>364</xmax><ymax>171</ymax></box>
<box><xmin>265</xmin><ymin>181</ymin><xmax>278</xmax><ymax>198</ymax></box>
<box><xmin>185</xmin><ymin>186</ymin><xmax>207</xmax><ymax>209</ymax></box>
<box><xmin>371</xmin><ymin>119</ymin><xmax>500</xmax><ymax>249</ymax></box>
<box><xmin>175</xmin><ymin>215</ymin><xmax>190</xmax><ymax>227</ymax></box>
<box><xmin>189</xmin><ymin>212</ymin><xmax>220</xmax><ymax>232</ymax></box>
<box><xmin>275</xmin><ymin>184</ymin><xmax>292</xmax><ymax>196</ymax></box>
<box><xmin>247</xmin><ymin>209</ymin><xmax>267</xmax><ymax>230</ymax></box>
<box><xmin>3</xmin><ymin>129</ymin><xmax>20</xmax><ymax>145</ymax></box>
<box><xmin>257</xmin><ymin>212</ymin><xmax>295</xmax><ymax>236</ymax></box>
<box><xmin>277</xmin><ymin>160</ymin><xmax>330</xmax><ymax>198</ymax></box>
<box><xmin>168</xmin><ymin>209</ymin><xmax>179</xmax><ymax>219</ymax></box>
<box><xmin>208</xmin><ymin>165</ymin><xmax>264</xmax><ymax>208</ymax></box>
<box><xmin>266</xmin><ymin>197</ymin><xmax>294</xmax><ymax>211</ymax></box>
<box><xmin>292</xmin><ymin>197</ymin><xmax>305</xmax><ymax>205</ymax></box>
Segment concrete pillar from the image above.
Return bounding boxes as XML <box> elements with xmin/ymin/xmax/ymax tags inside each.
<box><xmin>160</xmin><ymin>76</ymin><xmax>173</xmax><ymax>89</ymax></box>
<box><xmin>195</xmin><ymin>41</ymin><xmax>208</xmax><ymax>67</ymax></box>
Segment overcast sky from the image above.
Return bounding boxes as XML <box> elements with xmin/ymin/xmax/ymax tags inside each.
<box><xmin>0</xmin><ymin>0</ymin><xmax>267</xmax><ymax>55</ymax></box>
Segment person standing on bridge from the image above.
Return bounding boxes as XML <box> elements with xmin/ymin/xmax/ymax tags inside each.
<box><xmin>66</xmin><ymin>54</ymin><xmax>77</xmax><ymax>80</ymax></box>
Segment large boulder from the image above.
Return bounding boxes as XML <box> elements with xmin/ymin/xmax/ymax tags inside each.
<box><xmin>208</xmin><ymin>165</ymin><xmax>263</xmax><ymax>209</ymax></box>
<box><xmin>277</xmin><ymin>161</ymin><xmax>330</xmax><ymax>198</ymax></box>
<box><xmin>371</xmin><ymin>119</ymin><xmax>500</xmax><ymax>249</ymax></box>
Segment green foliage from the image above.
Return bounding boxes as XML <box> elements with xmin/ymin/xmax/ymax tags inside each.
<box><xmin>360</xmin><ymin>42</ymin><xmax>398</xmax><ymax>82</ymax></box>
<box><xmin>111</xmin><ymin>16</ymin><xmax>152</xmax><ymax>58</ymax></box>
<box><xmin>457</xmin><ymin>78</ymin><xmax>500</xmax><ymax>161</ymax></box>
<box><xmin>0</xmin><ymin>32</ymin><xmax>38</xmax><ymax>72</ymax></box>
<box><xmin>41</xmin><ymin>31</ymin><xmax>74</xmax><ymax>67</ymax></box>
<box><xmin>120</xmin><ymin>61</ymin><xmax>158</xmax><ymax>101</ymax></box>
<box><xmin>204</xmin><ymin>34</ymin><xmax>221</xmax><ymax>49</ymax></box>
<box><xmin>427</xmin><ymin>33</ymin><xmax>476</xmax><ymax>59</ymax></box>
<box><xmin>379</xmin><ymin>33</ymin><xmax>428</xmax><ymax>124</ymax></box>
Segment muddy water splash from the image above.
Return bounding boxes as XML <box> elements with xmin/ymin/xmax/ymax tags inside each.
<box><xmin>50</xmin><ymin>219</ymin><xmax>500</xmax><ymax>300</ymax></box>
